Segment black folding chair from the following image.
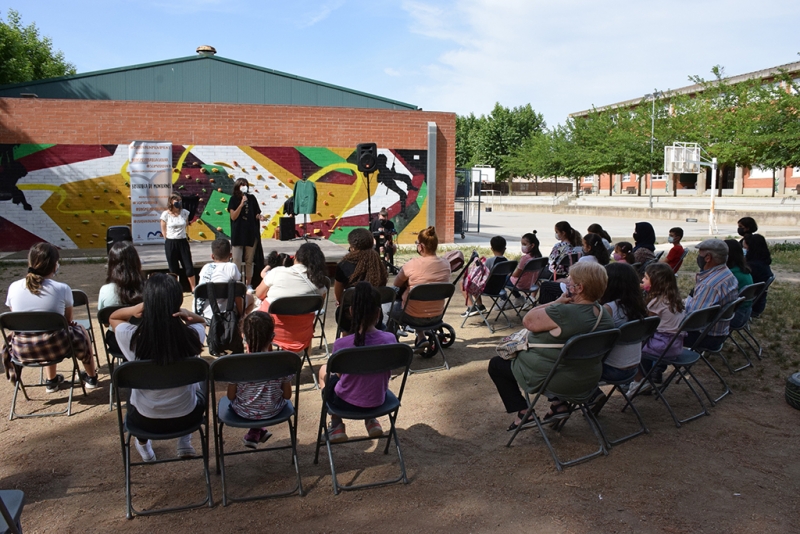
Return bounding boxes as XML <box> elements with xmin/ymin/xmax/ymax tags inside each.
<box><xmin>506</xmin><ymin>329</ymin><xmax>621</xmax><ymax>471</ymax></box>
<box><xmin>106</xmin><ymin>225</ymin><xmax>132</xmax><ymax>253</ymax></box>
<box><xmin>630</xmin><ymin>306</ymin><xmax>720</xmax><ymax>428</ymax></box>
<box><xmin>313</xmin><ymin>277</ymin><xmax>332</xmax><ymax>357</ymax></box>
<box><xmin>193</xmin><ymin>281</ymin><xmax>247</xmax><ymax>322</ymax></box>
<box><xmin>97</xmin><ymin>306</ymin><xmax>128</xmax><ymax>411</ymax></box>
<box><xmin>210</xmin><ymin>351</ymin><xmax>303</xmax><ymax>505</ymax></box>
<box><xmin>113</xmin><ymin>358</ymin><xmax>213</xmax><ymax>518</ymax></box>
<box><xmin>507</xmin><ymin>256</ymin><xmax>548</xmax><ymax>318</ymax></box>
<box><xmin>654</xmin><ymin>251</ymin><xmax>665</xmax><ymax>261</ymax></box>
<box><xmin>269</xmin><ymin>295</ymin><xmax>326</xmax><ymax>389</ymax></box>
<box><xmin>592</xmin><ymin>317</ymin><xmax>661</xmax><ymax>448</ymax></box>
<box><xmin>335</xmin><ymin>285</ymin><xmax>397</xmax><ymax>340</ymax></box>
<box><xmin>0</xmin><ymin>489</ymin><xmax>25</xmax><ymax>534</ymax></box>
<box><xmin>71</xmin><ymin>290</ymin><xmax>100</xmax><ymax>370</ymax></box>
<box><xmin>388</xmin><ymin>283</ymin><xmax>455</xmax><ymax>373</ymax></box>
<box><xmin>725</xmin><ymin>282</ymin><xmax>765</xmax><ymax>371</ymax></box>
<box><xmin>744</xmin><ymin>275</ymin><xmax>775</xmax><ymax>352</ymax></box>
<box><xmin>461</xmin><ymin>260</ymin><xmax>518</xmax><ymax>333</ymax></box>
<box><xmin>695</xmin><ymin>297</ymin><xmax>746</xmax><ymax>404</ymax></box>
<box><xmin>314</xmin><ymin>343</ymin><xmax>413</xmax><ymax>494</ymax></box>
<box><xmin>0</xmin><ymin>312</ymin><xmax>87</xmax><ymax>419</ymax></box>
<box><xmin>672</xmin><ymin>249</ymin><xmax>689</xmax><ymax>274</ymax></box>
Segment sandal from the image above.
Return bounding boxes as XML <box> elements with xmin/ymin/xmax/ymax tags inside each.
<box><xmin>507</xmin><ymin>410</ymin><xmax>532</xmax><ymax>432</ymax></box>
<box><xmin>542</xmin><ymin>402</ymin><xmax>571</xmax><ymax>424</ymax></box>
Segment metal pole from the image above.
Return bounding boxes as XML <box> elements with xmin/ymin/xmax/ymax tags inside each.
<box><xmin>709</xmin><ymin>157</ymin><xmax>717</xmax><ymax>234</ymax></box>
<box><xmin>649</xmin><ymin>94</ymin><xmax>655</xmax><ymax>209</ymax></box>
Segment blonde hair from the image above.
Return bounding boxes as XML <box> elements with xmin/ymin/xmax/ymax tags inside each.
<box><xmin>417</xmin><ymin>226</ymin><xmax>439</xmax><ymax>254</ymax></box>
<box><xmin>569</xmin><ymin>262</ymin><xmax>608</xmax><ymax>302</ymax></box>
<box><xmin>26</xmin><ymin>242</ymin><xmax>60</xmax><ymax>295</ymax></box>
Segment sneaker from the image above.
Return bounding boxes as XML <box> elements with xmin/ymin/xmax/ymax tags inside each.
<box><xmin>495</xmin><ymin>298</ymin><xmax>511</xmax><ymax>311</ymax></box>
<box><xmin>80</xmin><ymin>371</ymin><xmax>99</xmax><ymax>390</ymax></box>
<box><xmin>176</xmin><ymin>434</ymin><xmax>196</xmax><ymax>458</ymax></box>
<box><xmin>460</xmin><ymin>305</ymin><xmax>477</xmax><ymax>318</ymax></box>
<box><xmin>512</xmin><ymin>296</ymin><xmax>527</xmax><ymax>309</ymax></box>
<box><xmin>629</xmin><ymin>378</ymin><xmax>652</xmax><ymax>395</ymax></box>
<box><xmin>328</xmin><ymin>422</ymin><xmax>348</xmax><ymax>443</ymax></box>
<box><xmin>413</xmin><ymin>337</ymin><xmax>431</xmax><ymax>354</ymax></box>
<box><xmin>365</xmin><ymin>418</ymin><xmax>383</xmax><ymax>438</ymax></box>
<box><xmin>246</xmin><ymin>285</ymin><xmax>254</xmax><ymax>294</ymax></box>
<box><xmin>243</xmin><ymin>428</ymin><xmax>272</xmax><ymax>449</ymax></box>
<box><xmin>45</xmin><ymin>374</ymin><xmax>65</xmax><ymax>393</ymax></box>
<box><xmin>135</xmin><ymin>439</ymin><xmax>156</xmax><ymax>462</ymax></box>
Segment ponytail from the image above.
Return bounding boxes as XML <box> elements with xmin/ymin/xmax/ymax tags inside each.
<box><xmin>350</xmin><ymin>281</ymin><xmax>381</xmax><ymax>347</ymax></box>
<box><xmin>25</xmin><ymin>242</ymin><xmax>59</xmax><ymax>295</ymax></box>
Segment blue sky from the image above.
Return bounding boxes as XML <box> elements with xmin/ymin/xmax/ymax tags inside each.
<box><xmin>4</xmin><ymin>1</ymin><xmax>799</xmax><ymax>127</ymax></box>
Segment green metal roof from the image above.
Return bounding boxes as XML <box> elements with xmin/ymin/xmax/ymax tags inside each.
<box><xmin>0</xmin><ymin>54</ymin><xmax>418</xmax><ymax>110</ymax></box>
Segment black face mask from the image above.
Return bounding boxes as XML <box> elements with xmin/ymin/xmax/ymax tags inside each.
<box><xmin>696</xmin><ymin>254</ymin><xmax>707</xmax><ymax>270</ymax></box>
<box><xmin>173</xmin><ymin>201</ymin><xmax>182</xmax><ymax>210</ymax></box>
<box><xmin>737</xmin><ymin>227</ymin><xmax>747</xmax><ymax>236</ymax></box>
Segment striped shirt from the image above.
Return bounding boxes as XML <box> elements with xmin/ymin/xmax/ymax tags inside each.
<box><xmin>230</xmin><ymin>376</ymin><xmax>293</xmax><ymax>420</ymax></box>
<box><xmin>685</xmin><ymin>264</ymin><xmax>739</xmax><ymax>337</ymax></box>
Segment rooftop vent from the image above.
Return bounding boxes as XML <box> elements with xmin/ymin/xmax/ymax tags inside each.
<box><xmin>196</xmin><ymin>45</ymin><xmax>217</xmax><ymax>56</ymax></box>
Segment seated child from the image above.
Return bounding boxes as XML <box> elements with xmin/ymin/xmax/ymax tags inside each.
<box><xmin>461</xmin><ymin>235</ymin><xmax>507</xmax><ymax>317</ymax></box>
<box><xmin>227</xmin><ymin>312</ymin><xmax>293</xmax><ymax>448</ymax></box>
<box><xmin>502</xmin><ymin>231</ymin><xmax>542</xmax><ymax>309</ymax></box>
<box><xmin>612</xmin><ymin>241</ymin><xmax>636</xmax><ymax>264</ymax></box>
<box><xmin>318</xmin><ymin>281</ymin><xmax>395</xmax><ymax>443</ymax></box>
<box><xmin>195</xmin><ymin>238</ymin><xmax>252</xmax><ymax>321</ymax></box>
<box><xmin>664</xmin><ymin>227</ymin><xmax>685</xmax><ymax>272</ymax></box>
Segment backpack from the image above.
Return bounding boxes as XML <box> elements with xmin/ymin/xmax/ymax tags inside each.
<box><xmin>206</xmin><ymin>281</ymin><xmax>244</xmax><ymax>356</ymax></box>
<box><xmin>462</xmin><ymin>257</ymin><xmax>489</xmax><ymax>298</ymax></box>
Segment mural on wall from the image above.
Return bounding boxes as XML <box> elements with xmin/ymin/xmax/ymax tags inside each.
<box><xmin>0</xmin><ymin>144</ymin><xmax>428</xmax><ymax>252</ymax></box>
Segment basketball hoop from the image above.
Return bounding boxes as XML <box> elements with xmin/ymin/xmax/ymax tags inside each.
<box><xmin>665</xmin><ymin>142</ymin><xmax>717</xmax><ymax>235</ymax></box>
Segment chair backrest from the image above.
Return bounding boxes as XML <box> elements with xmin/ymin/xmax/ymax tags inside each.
<box><xmin>327</xmin><ymin>343</ymin><xmax>413</xmax><ymax>376</ymax></box>
<box><xmin>113</xmin><ymin>357</ymin><xmax>209</xmax><ymax>390</ymax></box>
<box><xmin>616</xmin><ymin>316</ymin><xmax>661</xmax><ymax>346</ymax></box>
<box><xmin>211</xmin><ymin>351</ymin><xmax>302</xmax><ymax>383</ymax></box>
<box><xmin>106</xmin><ymin>225</ymin><xmax>132</xmax><ymax>253</ymax></box>
<box><xmin>673</xmin><ymin>249</ymin><xmax>690</xmax><ymax>273</ymax></box>
<box><xmin>269</xmin><ymin>294</ymin><xmax>325</xmax><ymax>316</ymax></box>
<box><xmin>97</xmin><ymin>305</ymin><xmax>126</xmax><ymax>326</ymax></box>
<box><xmin>681</xmin><ymin>305</ymin><xmax>721</xmax><ymax>351</ymax></box>
<box><xmin>376</xmin><ymin>286</ymin><xmax>398</xmax><ymax>307</ymax></box>
<box><xmin>194</xmin><ymin>281</ymin><xmax>247</xmax><ymax>302</ymax></box>
<box><xmin>483</xmin><ymin>260</ymin><xmax>518</xmax><ymax>295</ymax></box>
<box><xmin>71</xmin><ymin>289</ymin><xmax>90</xmax><ymax>308</ymax></box>
<box><xmin>737</xmin><ymin>281</ymin><xmax>764</xmax><ymax>303</ymax></box>
<box><xmin>654</xmin><ymin>251</ymin><xmax>665</xmax><ymax>261</ymax></box>
<box><xmin>405</xmin><ymin>282</ymin><xmax>456</xmax><ymax>303</ymax></box>
<box><xmin>538</xmin><ymin>329</ymin><xmax>620</xmax><ymax>399</ymax></box>
<box><xmin>0</xmin><ymin>311</ymin><xmax>69</xmax><ymax>335</ymax></box>
<box><xmin>756</xmin><ymin>275</ymin><xmax>775</xmax><ymax>301</ymax></box>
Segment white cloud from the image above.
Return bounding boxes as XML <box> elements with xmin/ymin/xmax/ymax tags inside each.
<box><xmin>300</xmin><ymin>0</ymin><xmax>345</xmax><ymax>27</ymax></box>
<box><xmin>384</xmin><ymin>67</ymin><xmax>401</xmax><ymax>77</ymax></box>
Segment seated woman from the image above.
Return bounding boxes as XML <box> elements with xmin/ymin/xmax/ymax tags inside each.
<box><xmin>334</xmin><ymin>228</ymin><xmax>388</xmax><ymax>331</ymax></box>
<box><xmin>725</xmin><ymin>238</ymin><xmax>753</xmax><ymax>325</ymax></box>
<box><xmin>392</xmin><ymin>226</ymin><xmax>452</xmax><ymax>352</ymax></box>
<box><xmin>3</xmin><ymin>242</ymin><xmax>98</xmax><ymax>391</ymax></box>
<box><xmin>598</xmin><ymin>263</ymin><xmax>648</xmax><ymax>383</ymax></box>
<box><xmin>255</xmin><ymin>242</ymin><xmax>328</xmax><ymax>354</ymax></box>
<box><xmin>632</xmin><ymin>222</ymin><xmax>656</xmax><ymax>265</ymax></box>
<box><xmin>318</xmin><ymin>282</ymin><xmax>396</xmax><ymax>443</ymax></box>
<box><xmin>488</xmin><ymin>262</ymin><xmax>614</xmax><ymax>430</ymax></box>
<box><xmin>109</xmin><ymin>273</ymin><xmax>207</xmax><ymax>462</ymax></box>
<box><xmin>97</xmin><ymin>241</ymin><xmax>145</xmax><ymax>353</ymax></box>
<box><xmin>742</xmin><ymin>233</ymin><xmax>773</xmax><ymax>317</ymax></box>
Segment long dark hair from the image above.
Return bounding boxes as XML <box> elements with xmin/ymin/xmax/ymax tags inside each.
<box><xmin>343</xmin><ymin>228</ymin><xmax>387</xmax><ymax>286</ymax></box>
<box><xmin>241</xmin><ymin>311</ymin><xmax>275</xmax><ymax>353</ymax></box>
<box><xmin>588</xmin><ymin>223</ymin><xmax>612</xmax><ymax>243</ymax></box>
<box><xmin>522</xmin><ymin>231</ymin><xmax>541</xmax><ymax>258</ymax></box>
<box><xmin>295</xmin><ymin>242</ymin><xmax>328</xmax><ymax>288</ymax></box>
<box><xmin>583</xmin><ymin>233</ymin><xmax>610</xmax><ymax>265</ymax></box>
<box><xmin>130</xmin><ymin>273</ymin><xmax>203</xmax><ymax>363</ymax></box>
<box><xmin>555</xmin><ymin>221</ymin><xmax>581</xmax><ymax>247</ymax></box>
<box><xmin>742</xmin><ymin>233</ymin><xmax>772</xmax><ymax>265</ymax></box>
<box><xmin>725</xmin><ymin>239</ymin><xmax>750</xmax><ymax>274</ymax></box>
<box><xmin>645</xmin><ymin>263</ymin><xmax>684</xmax><ymax>314</ymax></box>
<box><xmin>350</xmin><ymin>281</ymin><xmax>381</xmax><ymax>347</ymax></box>
<box><xmin>106</xmin><ymin>241</ymin><xmax>144</xmax><ymax>306</ymax></box>
<box><xmin>25</xmin><ymin>242</ymin><xmax>59</xmax><ymax>295</ymax></box>
<box><xmin>601</xmin><ymin>263</ymin><xmax>647</xmax><ymax>320</ymax></box>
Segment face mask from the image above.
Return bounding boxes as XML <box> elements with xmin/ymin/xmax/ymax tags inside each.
<box><xmin>737</xmin><ymin>227</ymin><xmax>747</xmax><ymax>236</ymax></box>
<box><xmin>696</xmin><ymin>254</ymin><xmax>707</xmax><ymax>270</ymax></box>
<box><xmin>633</xmin><ymin>233</ymin><xmax>638</xmax><ymax>241</ymax></box>
<box><xmin>555</xmin><ymin>233</ymin><xmax>560</xmax><ymax>241</ymax></box>
<box><xmin>241</xmin><ymin>186</ymin><xmax>249</xmax><ymax>195</ymax></box>
<box><xmin>416</xmin><ymin>244</ymin><xmax>423</xmax><ymax>256</ymax></box>
<box><xmin>521</xmin><ymin>245</ymin><xmax>530</xmax><ymax>254</ymax></box>
<box><xmin>668</xmin><ymin>236</ymin><xmax>674</xmax><ymax>243</ymax></box>
<box><xmin>642</xmin><ymin>282</ymin><xmax>651</xmax><ymax>291</ymax></box>
<box><xmin>742</xmin><ymin>249</ymin><xmax>747</xmax><ymax>256</ymax></box>
<box><xmin>560</xmin><ymin>282</ymin><xmax>571</xmax><ymax>297</ymax></box>
<box><xmin>613</xmin><ymin>252</ymin><xmax>622</xmax><ymax>261</ymax></box>
<box><xmin>173</xmin><ymin>201</ymin><xmax>182</xmax><ymax>210</ymax></box>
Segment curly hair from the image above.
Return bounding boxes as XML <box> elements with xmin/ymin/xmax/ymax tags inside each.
<box><xmin>342</xmin><ymin>228</ymin><xmax>387</xmax><ymax>287</ymax></box>
<box><xmin>241</xmin><ymin>311</ymin><xmax>275</xmax><ymax>352</ymax></box>
<box><xmin>295</xmin><ymin>242</ymin><xmax>328</xmax><ymax>288</ymax></box>
<box><xmin>645</xmin><ymin>262</ymin><xmax>684</xmax><ymax>314</ymax></box>
<box><xmin>350</xmin><ymin>281</ymin><xmax>381</xmax><ymax>347</ymax></box>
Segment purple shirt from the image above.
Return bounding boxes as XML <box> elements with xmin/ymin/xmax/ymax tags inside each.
<box><xmin>332</xmin><ymin>330</ymin><xmax>395</xmax><ymax>408</ymax></box>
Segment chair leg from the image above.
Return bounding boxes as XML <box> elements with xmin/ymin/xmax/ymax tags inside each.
<box><xmin>696</xmin><ymin>354</ymin><xmax>731</xmax><ymax>405</ymax></box>
<box><xmin>124</xmin><ymin>435</ymin><xmax>134</xmax><ymax>520</ymax></box>
<box><xmin>594</xmin><ymin>386</ymin><xmax>649</xmax><ymax>448</ymax></box>
<box><xmin>313</xmin><ymin>407</ymin><xmax>328</xmax><ymax>465</ymax></box>
<box><xmin>289</xmin><ymin>419</ymin><xmax>304</xmax><ymax>496</ymax></box>
<box><xmin>728</xmin><ymin>332</ymin><xmax>755</xmax><ymax>371</ymax></box>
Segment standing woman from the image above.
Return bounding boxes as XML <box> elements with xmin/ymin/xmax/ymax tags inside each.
<box><xmin>3</xmin><ymin>242</ymin><xmax>98</xmax><ymax>391</ymax></box>
<box><xmin>160</xmin><ymin>193</ymin><xmax>196</xmax><ymax>292</ymax></box>
<box><xmin>228</xmin><ymin>178</ymin><xmax>264</xmax><ymax>290</ymax></box>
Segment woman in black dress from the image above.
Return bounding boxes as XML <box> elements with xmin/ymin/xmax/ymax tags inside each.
<box><xmin>228</xmin><ymin>178</ymin><xmax>264</xmax><ymax>290</ymax></box>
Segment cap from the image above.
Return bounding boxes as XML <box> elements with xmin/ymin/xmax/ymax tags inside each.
<box><xmin>694</xmin><ymin>239</ymin><xmax>728</xmax><ymax>256</ymax></box>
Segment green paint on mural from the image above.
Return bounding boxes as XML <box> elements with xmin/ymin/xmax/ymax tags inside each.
<box><xmin>328</xmin><ymin>226</ymin><xmax>363</xmax><ymax>244</ymax></box>
<box><xmin>14</xmin><ymin>144</ymin><xmax>55</xmax><ymax>160</ymax></box>
<box><xmin>297</xmin><ymin>147</ymin><xmax>353</xmax><ymax>176</ymax></box>
<box><xmin>200</xmin><ymin>190</ymin><xmax>232</xmax><ymax>236</ymax></box>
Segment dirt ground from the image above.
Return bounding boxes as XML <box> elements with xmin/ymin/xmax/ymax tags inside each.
<box><xmin>0</xmin><ymin>261</ymin><xmax>799</xmax><ymax>533</ymax></box>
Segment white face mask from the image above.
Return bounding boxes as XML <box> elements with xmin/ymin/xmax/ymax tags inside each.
<box><xmin>742</xmin><ymin>249</ymin><xmax>747</xmax><ymax>256</ymax></box>
<box><xmin>521</xmin><ymin>244</ymin><xmax>530</xmax><ymax>253</ymax></box>
<box><xmin>241</xmin><ymin>186</ymin><xmax>249</xmax><ymax>195</ymax></box>
<box><xmin>555</xmin><ymin>233</ymin><xmax>560</xmax><ymax>241</ymax></box>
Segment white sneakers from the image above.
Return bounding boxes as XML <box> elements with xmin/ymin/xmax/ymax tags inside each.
<box><xmin>134</xmin><ymin>434</ymin><xmax>196</xmax><ymax>462</ymax></box>
<box><xmin>135</xmin><ymin>440</ymin><xmax>156</xmax><ymax>462</ymax></box>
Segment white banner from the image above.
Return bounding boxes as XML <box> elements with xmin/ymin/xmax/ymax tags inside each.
<box><xmin>128</xmin><ymin>141</ymin><xmax>172</xmax><ymax>244</ymax></box>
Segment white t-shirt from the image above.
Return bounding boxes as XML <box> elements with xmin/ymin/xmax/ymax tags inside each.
<box><xmin>6</xmin><ymin>278</ymin><xmax>73</xmax><ymax>315</ymax></box>
<box><xmin>195</xmin><ymin>261</ymin><xmax>242</xmax><ymax>320</ymax></box>
<box><xmin>97</xmin><ymin>282</ymin><xmax>122</xmax><ymax>310</ymax></box>
<box><xmin>578</xmin><ymin>255</ymin><xmax>598</xmax><ymax>264</ymax></box>
<box><xmin>160</xmin><ymin>209</ymin><xmax>190</xmax><ymax>239</ymax></box>
<box><xmin>262</xmin><ymin>264</ymin><xmax>322</xmax><ymax>304</ymax></box>
<box><xmin>603</xmin><ymin>301</ymin><xmax>641</xmax><ymax>369</ymax></box>
<box><xmin>115</xmin><ymin>322</ymin><xmax>206</xmax><ymax>419</ymax></box>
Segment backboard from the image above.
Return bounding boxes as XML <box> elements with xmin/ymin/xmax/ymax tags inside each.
<box><xmin>664</xmin><ymin>143</ymin><xmax>701</xmax><ymax>174</ymax></box>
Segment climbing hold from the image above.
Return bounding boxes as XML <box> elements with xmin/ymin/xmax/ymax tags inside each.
<box><xmin>198</xmin><ymin>231</ymin><xmax>206</xmax><ymax>238</ymax></box>
<box><xmin>82</xmin><ymin>220</ymin><xmax>89</xmax><ymax>224</ymax></box>
<box><xmin>202</xmin><ymin>188</ymin><xmax>207</xmax><ymax>193</ymax></box>
<box><xmin>228</xmin><ymin>174</ymin><xmax>235</xmax><ymax>179</ymax></box>
<box><xmin>328</xmin><ymin>191</ymin><xmax>334</xmax><ymax>196</ymax></box>
<box><xmin>268</xmin><ymin>175</ymin><xmax>275</xmax><ymax>179</ymax></box>
<box><xmin>66</xmin><ymin>227</ymin><xmax>71</xmax><ymax>231</ymax></box>
<box><xmin>324</xmin><ymin>200</ymin><xmax>329</xmax><ymax>206</ymax></box>
<box><xmin>217</xmin><ymin>188</ymin><xmax>223</xmax><ymax>192</ymax></box>
<box><xmin>216</xmin><ymin>210</ymin><xmax>223</xmax><ymax>215</ymax></box>
<box><xmin>257</xmin><ymin>174</ymin><xmax>263</xmax><ymax>180</ymax></box>
<box><xmin>220</xmin><ymin>197</ymin><xmax>227</xmax><ymax>203</ymax></box>
<box><xmin>201</xmin><ymin>168</ymin><xmax>208</xmax><ymax>174</ymax></box>
<box><xmin>233</xmin><ymin>161</ymin><xmax>239</xmax><ymax>167</ymax></box>
<box><xmin>178</xmin><ymin>185</ymin><xmax>185</xmax><ymax>190</ymax></box>
<box><xmin>92</xmin><ymin>233</ymin><xmax>99</xmax><ymax>238</ymax></box>
<box><xmin>103</xmin><ymin>189</ymin><xmax>108</xmax><ymax>193</ymax></box>
<box><xmin>186</xmin><ymin>175</ymin><xmax>192</xmax><ymax>179</ymax></box>
<box><xmin>212</xmin><ymin>168</ymin><xmax>219</xmax><ymax>173</ymax></box>
<box><xmin>217</xmin><ymin>227</ymin><xmax>223</xmax><ymax>232</ymax></box>
<box><xmin>75</xmin><ymin>234</ymin><xmax>81</xmax><ymax>238</ymax></box>
<box><xmin>209</xmin><ymin>178</ymin><xmax>215</xmax><ymax>184</ymax></box>
<box><xmin>252</xmin><ymin>165</ymin><xmax>257</xmax><ymax>170</ymax></box>
<box><xmin>271</xmin><ymin>194</ymin><xmax>278</xmax><ymax>199</ymax></box>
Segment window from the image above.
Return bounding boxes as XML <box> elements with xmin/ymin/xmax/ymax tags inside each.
<box><xmin>749</xmin><ymin>167</ymin><xmax>773</xmax><ymax>179</ymax></box>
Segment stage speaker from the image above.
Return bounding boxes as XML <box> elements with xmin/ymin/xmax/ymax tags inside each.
<box><xmin>279</xmin><ymin>216</ymin><xmax>295</xmax><ymax>241</ymax></box>
<box><xmin>356</xmin><ymin>143</ymin><xmax>378</xmax><ymax>174</ymax></box>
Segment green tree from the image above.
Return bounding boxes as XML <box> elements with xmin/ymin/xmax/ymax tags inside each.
<box><xmin>0</xmin><ymin>9</ymin><xmax>75</xmax><ymax>84</ymax></box>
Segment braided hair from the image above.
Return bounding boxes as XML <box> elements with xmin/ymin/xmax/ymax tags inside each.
<box><xmin>342</xmin><ymin>228</ymin><xmax>387</xmax><ymax>287</ymax></box>
<box><xmin>350</xmin><ymin>281</ymin><xmax>381</xmax><ymax>347</ymax></box>
<box><xmin>241</xmin><ymin>311</ymin><xmax>275</xmax><ymax>353</ymax></box>
<box><xmin>25</xmin><ymin>242</ymin><xmax>59</xmax><ymax>295</ymax></box>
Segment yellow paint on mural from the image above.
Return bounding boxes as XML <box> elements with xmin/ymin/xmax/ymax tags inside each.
<box><xmin>397</xmin><ymin>196</ymin><xmax>428</xmax><ymax>244</ymax></box>
<box><xmin>187</xmin><ymin>219</ymin><xmax>214</xmax><ymax>241</ymax></box>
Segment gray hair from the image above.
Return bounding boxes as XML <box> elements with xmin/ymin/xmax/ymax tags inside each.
<box><xmin>695</xmin><ymin>239</ymin><xmax>728</xmax><ymax>265</ymax></box>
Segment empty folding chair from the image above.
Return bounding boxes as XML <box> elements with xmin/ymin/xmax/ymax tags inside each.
<box><xmin>210</xmin><ymin>351</ymin><xmax>304</xmax><ymax>505</ymax></box>
<box><xmin>461</xmin><ymin>260</ymin><xmax>518</xmax><ymax>333</ymax></box>
<box><xmin>630</xmin><ymin>306</ymin><xmax>720</xmax><ymax>428</ymax></box>
<box><xmin>106</xmin><ymin>225</ymin><xmax>132</xmax><ymax>253</ymax></box>
<box><xmin>592</xmin><ymin>317</ymin><xmax>661</xmax><ymax>447</ymax></box>
<box><xmin>506</xmin><ymin>328</ymin><xmax>620</xmax><ymax>471</ymax></box>
<box><xmin>0</xmin><ymin>312</ymin><xmax>87</xmax><ymax>419</ymax></box>
<box><xmin>0</xmin><ymin>489</ymin><xmax>25</xmax><ymax>534</ymax></box>
<box><xmin>314</xmin><ymin>343</ymin><xmax>413</xmax><ymax>494</ymax></box>
<box><xmin>725</xmin><ymin>282</ymin><xmax>765</xmax><ymax>370</ymax></box>
<box><xmin>113</xmin><ymin>358</ymin><xmax>213</xmax><ymax>518</ymax></box>
<box><xmin>268</xmin><ymin>295</ymin><xmax>326</xmax><ymax>389</ymax></box>
<box><xmin>71</xmin><ymin>289</ymin><xmax>100</xmax><ymax>370</ymax></box>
